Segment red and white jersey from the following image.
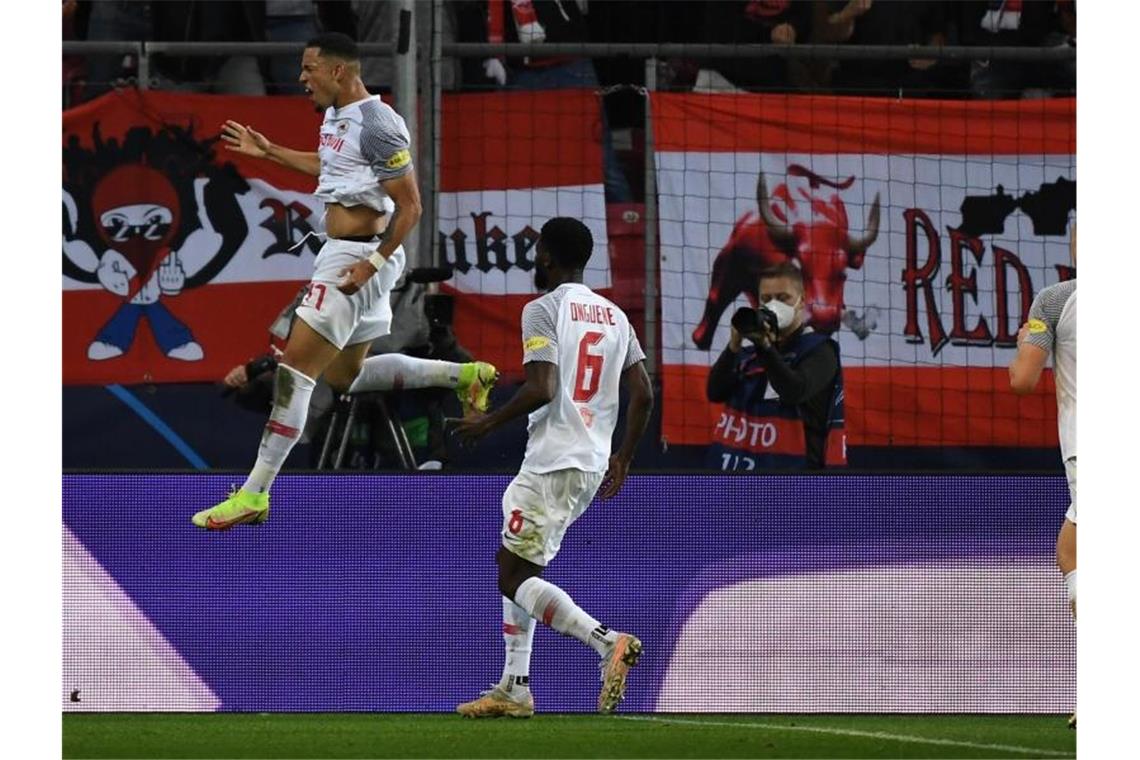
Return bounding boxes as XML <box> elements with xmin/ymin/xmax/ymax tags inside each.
<box><xmin>313</xmin><ymin>95</ymin><xmax>413</xmax><ymax>215</ymax></box>
<box><xmin>520</xmin><ymin>282</ymin><xmax>646</xmax><ymax>474</ymax></box>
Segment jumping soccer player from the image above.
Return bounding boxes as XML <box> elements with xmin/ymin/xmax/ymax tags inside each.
<box><xmin>454</xmin><ymin>217</ymin><xmax>654</xmax><ymax>717</ymax></box>
<box><xmin>192</xmin><ymin>33</ymin><xmax>496</xmax><ymax>530</ymax></box>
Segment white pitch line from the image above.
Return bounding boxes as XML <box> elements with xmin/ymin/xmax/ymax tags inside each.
<box><xmin>615</xmin><ymin>715</ymin><xmax>1073</xmax><ymax>758</ymax></box>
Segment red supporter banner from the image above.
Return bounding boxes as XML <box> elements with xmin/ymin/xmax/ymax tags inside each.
<box><xmin>63</xmin><ymin>89</ymin><xmax>611</xmax><ymax>386</ymax></box>
<box><xmin>438</xmin><ymin>89</ymin><xmax>610</xmax><ymax>378</ymax></box>
<box><xmin>652</xmin><ymin>93</ymin><xmax>1075</xmax><ymax>449</ymax></box>
<box><xmin>63</xmin><ymin>89</ymin><xmax>324</xmax><ymax>384</ymax></box>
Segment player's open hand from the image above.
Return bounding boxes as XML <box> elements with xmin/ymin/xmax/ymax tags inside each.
<box><xmin>599</xmin><ymin>455</ymin><xmax>630</xmax><ymax>500</ymax></box>
<box><xmin>220</xmin><ymin>120</ymin><xmax>271</xmax><ymax>158</ymax></box>
<box><xmin>337</xmin><ymin>260</ymin><xmax>378</xmax><ymax>295</ymax></box>
<box><xmin>452</xmin><ymin>414</ymin><xmax>494</xmax><ymax>446</ymax></box>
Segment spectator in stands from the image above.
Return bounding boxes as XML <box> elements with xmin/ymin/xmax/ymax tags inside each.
<box><xmin>454</xmin><ymin>0</ymin><xmax>632</xmax><ymax>201</ymax></box>
<box><xmin>353</xmin><ymin>0</ymin><xmax>461</xmax><ymax>92</ymax></box>
<box><xmin>820</xmin><ymin>0</ymin><xmax>967</xmax><ymax>97</ymax></box>
<box><xmin>76</xmin><ymin>0</ymin><xmax>154</xmax><ymax>97</ymax></box>
<box><xmin>697</xmin><ymin>0</ymin><xmax>813</xmax><ymax>92</ymax></box>
<box><xmin>63</xmin><ymin>0</ymin><xmax>89</xmax><ymax>106</ymax></box>
<box><xmin>957</xmin><ymin>0</ymin><xmax>1074</xmax><ymax>98</ymax></box>
<box><xmin>705</xmin><ymin>263</ymin><xmax>846</xmax><ymax>471</ymax></box>
<box><xmin>264</xmin><ymin>1</ymin><xmax>321</xmax><ymax>94</ymax></box>
<box><xmin>262</xmin><ymin>2</ymin><xmax>357</xmax><ymax>94</ymax></box>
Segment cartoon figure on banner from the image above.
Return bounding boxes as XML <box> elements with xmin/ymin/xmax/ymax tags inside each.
<box><xmin>691</xmin><ymin>165</ymin><xmax>881</xmax><ymax>349</ymax></box>
<box><xmin>62</xmin><ymin>124</ymin><xmax>250</xmax><ymax>361</ymax></box>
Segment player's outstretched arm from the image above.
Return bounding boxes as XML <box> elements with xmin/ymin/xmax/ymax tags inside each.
<box><xmin>219</xmin><ymin>120</ymin><xmax>320</xmax><ymax>177</ymax></box>
<box><xmin>454</xmin><ymin>361</ymin><xmax>556</xmax><ymax>443</ymax></box>
<box><xmin>1009</xmin><ymin>322</ymin><xmax>1049</xmax><ymax>394</ymax></box>
<box><xmin>600</xmin><ymin>360</ymin><xmax>654</xmax><ymax>500</ymax></box>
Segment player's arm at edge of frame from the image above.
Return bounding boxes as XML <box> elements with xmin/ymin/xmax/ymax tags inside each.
<box><xmin>600</xmin><ymin>360</ymin><xmax>654</xmax><ymax>500</ymax></box>
<box><xmin>1009</xmin><ymin>338</ymin><xmax>1049</xmax><ymax>395</ymax></box>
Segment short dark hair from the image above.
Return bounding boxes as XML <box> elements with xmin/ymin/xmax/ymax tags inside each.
<box><xmin>540</xmin><ymin>217</ymin><xmax>594</xmax><ymax>270</ymax></box>
<box><xmin>758</xmin><ymin>262</ymin><xmax>804</xmax><ymax>294</ymax></box>
<box><xmin>306</xmin><ymin>32</ymin><xmax>359</xmax><ymax>62</ymax></box>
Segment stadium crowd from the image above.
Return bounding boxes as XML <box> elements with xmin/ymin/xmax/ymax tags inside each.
<box><xmin>64</xmin><ymin>1</ymin><xmax>1076</xmax><ymax>103</ymax></box>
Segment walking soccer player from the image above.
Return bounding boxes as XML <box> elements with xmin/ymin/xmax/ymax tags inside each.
<box><xmin>454</xmin><ymin>217</ymin><xmax>654</xmax><ymax>716</ymax></box>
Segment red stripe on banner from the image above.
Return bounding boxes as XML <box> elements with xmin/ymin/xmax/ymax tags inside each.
<box><xmin>502</xmin><ymin>623</ymin><xmax>522</xmax><ymax>635</ymax></box>
<box><xmin>662</xmin><ymin>364</ymin><xmax>1059</xmax><ymax>448</ymax></box>
<box><xmin>441</xmin><ymin>90</ymin><xmax>604</xmax><ymax>191</ymax></box>
<box><xmin>651</xmin><ymin>93</ymin><xmax>1075</xmax><ymax>154</ymax></box>
<box><xmin>63</xmin><ymin>281</ymin><xmax>306</xmax><ymax>385</ymax></box>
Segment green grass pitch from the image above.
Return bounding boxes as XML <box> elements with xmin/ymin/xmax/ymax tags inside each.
<box><xmin>63</xmin><ymin>713</ymin><xmax>1075</xmax><ymax>759</ymax></box>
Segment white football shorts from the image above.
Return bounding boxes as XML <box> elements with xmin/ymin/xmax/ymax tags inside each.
<box><xmin>294</xmin><ymin>238</ymin><xmax>405</xmax><ymax>350</ymax></box>
<box><xmin>501</xmin><ymin>468</ymin><xmax>605</xmax><ymax>566</ymax></box>
<box><xmin>1064</xmin><ymin>456</ymin><xmax>1076</xmax><ymax>524</ymax></box>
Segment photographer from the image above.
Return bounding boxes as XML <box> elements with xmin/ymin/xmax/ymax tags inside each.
<box><xmin>706</xmin><ymin>263</ymin><xmax>846</xmax><ymax>471</ymax></box>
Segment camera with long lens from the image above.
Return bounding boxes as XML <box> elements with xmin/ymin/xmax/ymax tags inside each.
<box><xmin>731</xmin><ymin>305</ymin><xmax>779</xmax><ymax>338</ymax></box>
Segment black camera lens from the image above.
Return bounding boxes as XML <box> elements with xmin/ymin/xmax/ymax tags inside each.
<box><xmin>730</xmin><ymin>305</ymin><xmax>778</xmax><ymax>338</ymax></box>
<box><xmin>731</xmin><ymin>306</ymin><xmax>760</xmax><ymax>334</ymax></box>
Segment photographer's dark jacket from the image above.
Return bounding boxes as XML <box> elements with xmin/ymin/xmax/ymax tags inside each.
<box><xmin>706</xmin><ymin>328</ymin><xmax>846</xmax><ymax>470</ymax></box>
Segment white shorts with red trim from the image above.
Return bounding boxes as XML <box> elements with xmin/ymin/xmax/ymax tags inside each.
<box><xmin>294</xmin><ymin>238</ymin><xmax>405</xmax><ymax>350</ymax></box>
<box><xmin>500</xmin><ymin>468</ymin><xmax>605</xmax><ymax>566</ymax></box>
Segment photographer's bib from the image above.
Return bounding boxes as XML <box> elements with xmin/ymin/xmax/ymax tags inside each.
<box><xmin>708</xmin><ymin>331</ymin><xmax>846</xmax><ymax>471</ymax></box>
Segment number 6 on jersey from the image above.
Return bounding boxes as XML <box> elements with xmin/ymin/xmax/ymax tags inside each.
<box><xmin>573</xmin><ymin>331</ymin><xmax>605</xmax><ymax>402</ymax></box>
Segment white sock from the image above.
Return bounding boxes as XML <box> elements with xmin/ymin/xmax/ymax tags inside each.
<box><xmin>513</xmin><ymin>577</ymin><xmax>619</xmax><ymax>656</ymax></box>
<box><xmin>347</xmin><ymin>354</ymin><xmax>464</xmax><ymax>394</ymax></box>
<box><xmin>242</xmin><ymin>364</ymin><xmax>316</xmax><ymax>494</ymax></box>
<box><xmin>1064</xmin><ymin>569</ymin><xmax>1077</xmax><ymax>618</ymax></box>
<box><xmin>498</xmin><ymin>597</ymin><xmax>534</xmax><ymax>696</ymax></box>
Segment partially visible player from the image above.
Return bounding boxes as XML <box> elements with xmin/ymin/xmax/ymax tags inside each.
<box><xmin>192</xmin><ymin>33</ymin><xmax>496</xmax><ymax>530</ymax></box>
<box><xmin>454</xmin><ymin>217</ymin><xmax>654</xmax><ymax>717</ymax></box>
<box><xmin>1009</xmin><ymin>242</ymin><xmax>1076</xmax><ymax>728</ymax></box>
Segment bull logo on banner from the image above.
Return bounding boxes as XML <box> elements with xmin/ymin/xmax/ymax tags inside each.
<box><xmin>62</xmin><ymin>124</ymin><xmax>250</xmax><ymax>362</ymax></box>
<box><xmin>691</xmin><ymin>165</ymin><xmax>880</xmax><ymax>349</ymax></box>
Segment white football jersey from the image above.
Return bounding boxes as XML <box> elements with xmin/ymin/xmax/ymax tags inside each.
<box><xmin>313</xmin><ymin>95</ymin><xmax>413</xmax><ymax>215</ymax></box>
<box><xmin>520</xmin><ymin>283</ymin><xmax>646</xmax><ymax>474</ymax></box>
<box><xmin>1025</xmin><ymin>280</ymin><xmax>1076</xmax><ymax>461</ymax></box>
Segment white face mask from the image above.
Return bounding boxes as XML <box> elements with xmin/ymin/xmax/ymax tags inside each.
<box><xmin>764</xmin><ymin>298</ymin><xmax>800</xmax><ymax>331</ymax></box>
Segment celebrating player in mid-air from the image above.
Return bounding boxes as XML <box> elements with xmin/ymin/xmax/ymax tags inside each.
<box><xmin>454</xmin><ymin>217</ymin><xmax>654</xmax><ymax>717</ymax></box>
<box><xmin>192</xmin><ymin>33</ymin><xmax>496</xmax><ymax>530</ymax></box>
